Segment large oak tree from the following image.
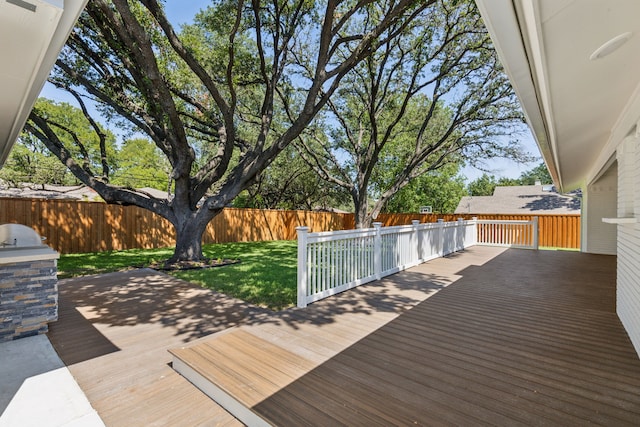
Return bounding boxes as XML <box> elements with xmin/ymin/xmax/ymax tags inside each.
<box><xmin>26</xmin><ymin>0</ymin><xmax>432</xmax><ymax>262</ymax></box>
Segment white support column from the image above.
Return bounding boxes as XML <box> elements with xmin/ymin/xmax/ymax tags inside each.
<box><xmin>373</xmin><ymin>222</ymin><xmax>382</xmax><ymax>280</ymax></box>
<box><xmin>532</xmin><ymin>216</ymin><xmax>539</xmax><ymax>250</ymax></box>
<box><xmin>296</xmin><ymin>226</ymin><xmax>309</xmax><ymax>308</ymax></box>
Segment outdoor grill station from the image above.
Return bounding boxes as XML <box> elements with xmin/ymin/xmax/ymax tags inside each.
<box><xmin>0</xmin><ymin>223</ymin><xmax>59</xmax><ymax>342</ymax></box>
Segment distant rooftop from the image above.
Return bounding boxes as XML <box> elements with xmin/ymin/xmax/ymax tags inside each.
<box><xmin>0</xmin><ymin>184</ymin><xmax>170</xmax><ymax>201</ymax></box>
<box><xmin>455</xmin><ymin>185</ymin><xmax>581</xmax><ymax>215</ymax></box>
<box><xmin>0</xmin><ymin>184</ymin><xmax>101</xmax><ymax>201</ymax></box>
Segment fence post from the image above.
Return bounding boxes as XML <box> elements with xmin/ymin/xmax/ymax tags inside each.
<box><xmin>532</xmin><ymin>216</ymin><xmax>539</xmax><ymax>250</ymax></box>
<box><xmin>296</xmin><ymin>226</ymin><xmax>309</xmax><ymax>308</ymax></box>
<box><xmin>373</xmin><ymin>222</ymin><xmax>382</xmax><ymax>280</ymax></box>
<box><xmin>437</xmin><ymin>219</ymin><xmax>445</xmax><ymax>256</ymax></box>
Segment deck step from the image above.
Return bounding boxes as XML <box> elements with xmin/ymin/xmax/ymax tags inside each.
<box><xmin>170</xmin><ymin>328</ymin><xmax>316</xmax><ymax>427</ymax></box>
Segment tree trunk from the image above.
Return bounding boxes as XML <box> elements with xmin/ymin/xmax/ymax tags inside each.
<box><xmin>368</xmin><ymin>198</ymin><xmax>386</xmax><ymax>227</ymax></box>
<box><xmin>353</xmin><ymin>191</ymin><xmax>372</xmax><ymax>229</ymax></box>
<box><xmin>168</xmin><ymin>208</ymin><xmax>221</xmax><ymax>263</ymax></box>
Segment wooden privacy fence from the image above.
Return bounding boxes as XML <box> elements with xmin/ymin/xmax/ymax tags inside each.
<box><xmin>0</xmin><ymin>198</ymin><xmax>348</xmax><ymax>254</ymax></box>
<box><xmin>0</xmin><ymin>197</ymin><xmax>580</xmax><ymax>254</ymax></box>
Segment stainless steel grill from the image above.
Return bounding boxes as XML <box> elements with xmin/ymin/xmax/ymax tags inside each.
<box><xmin>0</xmin><ymin>223</ymin><xmax>45</xmax><ymax>248</ymax></box>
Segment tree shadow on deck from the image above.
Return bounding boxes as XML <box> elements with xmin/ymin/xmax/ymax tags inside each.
<box><xmin>48</xmin><ymin>268</ymin><xmax>273</xmax><ymax>365</ymax></box>
<box><xmin>48</xmin><ymin>257</ymin><xmax>455</xmax><ymax>365</ymax></box>
<box><xmin>50</xmin><ymin>247</ymin><xmax>611</xmax><ymax>369</ymax></box>
<box><xmin>270</xmin><ymin>267</ymin><xmax>451</xmax><ymax>330</ymax></box>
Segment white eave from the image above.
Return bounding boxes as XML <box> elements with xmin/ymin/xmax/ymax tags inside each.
<box><xmin>0</xmin><ymin>0</ymin><xmax>88</xmax><ymax>167</ymax></box>
<box><xmin>475</xmin><ymin>0</ymin><xmax>640</xmax><ymax>192</ymax></box>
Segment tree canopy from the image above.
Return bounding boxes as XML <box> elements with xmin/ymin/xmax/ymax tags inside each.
<box><xmin>1</xmin><ymin>99</ymin><xmax>173</xmax><ymax>193</ymax></box>
<box><xmin>110</xmin><ymin>138</ymin><xmax>171</xmax><ymax>191</ymax></box>
<box><xmin>1</xmin><ymin>98</ymin><xmax>117</xmax><ymax>188</ymax></box>
<box><xmin>296</xmin><ymin>0</ymin><xmax>530</xmax><ymax>228</ymax></box>
<box><xmin>382</xmin><ymin>163</ymin><xmax>467</xmax><ymax>214</ymax></box>
<box><xmin>232</xmin><ymin>145</ymin><xmax>349</xmax><ymax>210</ymax></box>
<box><xmin>467</xmin><ymin>162</ymin><xmax>553</xmax><ymax>196</ymax></box>
<box><xmin>26</xmin><ymin>0</ymin><xmax>434</xmax><ymax>262</ymax></box>
<box><xmin>519</xmin><ymin>162</ymin><xmax>553</xmax><ymax>185</ymax></box>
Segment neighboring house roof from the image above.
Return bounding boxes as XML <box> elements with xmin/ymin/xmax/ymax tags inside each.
<box><xmin>455</xmin><ymin>185</ymin><xmax>580</xmax><ymax>215</ymax></box>
<box><xmin>138</xmin><ymin>187</ymin><xmax>170</xmax><ymax>200</ymax></box>
<box><xmin>0</xmin><ymin>184</ymin><xmax>101</xmax><ymax>201</ymax></box>
<box><xmin>313</xmin><ymin>206</ymin><xmax>351</xmax><ymax>214</ymax></box>
<box><xmin>0</xmin><ymin>184</ymin><xmax>174</xmax><ymax>201</ymax></box>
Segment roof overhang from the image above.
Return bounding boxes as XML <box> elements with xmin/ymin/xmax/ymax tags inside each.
<box><xmin>0</xmin><ymin>0</ymin><xmax>88</xmax><ymax>167</ymax></box>
<box><xmin>475</xmin><ymin>0</ymin><xmax>640</xmax><ymax>191</ymax></box>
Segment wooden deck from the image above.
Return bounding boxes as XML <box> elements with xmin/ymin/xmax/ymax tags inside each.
<box><xmin>171</xmin><ymin>246</ymin><xmax>640</xmax><ymax>426</ymax></box>
<box><xmin>47</xmin><ymin>268</ymin><xmax>274</xmax><ymax>426</ymax></box>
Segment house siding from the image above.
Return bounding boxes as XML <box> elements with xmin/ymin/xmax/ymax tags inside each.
<box><xmin>616</xmin><ymin>137</ymin><xmax>640</xmax><ymax>356</ymax></box>
<box><xmin>618</xmin><ymin>224</ymin><xmax>640</xmax><ymax>355</ymax></box>
<box><xmin>585</xmin><ymin>165</ymin><xmax>617</xmax><ymax>255</ymax></box>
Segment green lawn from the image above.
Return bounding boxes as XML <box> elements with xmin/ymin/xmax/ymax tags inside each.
<box><xmin>57</xmin><ymin>240</ymin><xmax>298</xmax><ymax>310</ymax></box>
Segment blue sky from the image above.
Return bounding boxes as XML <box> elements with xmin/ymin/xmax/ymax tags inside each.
<box><xmin>163</xmin><ymin>1</ymin><xmax>206</xmax><ymax>26</ymax></box>
<box><xmin>40</xmin><ymin>0</ymin><xmax>542</xmax><ymax>183</ymax></box>
<box><xmin>461</xmin><ymin>133</ymin><xmax>541</xmax><ymax>181</ymax></box>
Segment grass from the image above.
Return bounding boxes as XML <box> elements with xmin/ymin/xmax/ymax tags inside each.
<box><xmin>57</xmin><ymin>240</ymin><xmax>298</xmax><ymax>310</ymax></box>
<box><xmin>173</xmin><ymin>241</ymin><xmax>297</xmax><ymax>310</ymax></box>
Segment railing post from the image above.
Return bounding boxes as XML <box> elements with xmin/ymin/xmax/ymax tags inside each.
<box><xmin>532</xmin><ymin>216</ymin><xmax>539</xmax><ymax>250</ymax></box>
<box><xmin>457</xmin><ymin>218</ymin><xmax>464</xmax><ymax>251</ymax></box>
<box><xmin>373</xmin><ymin>222</ymin><xmax>382</xmax><ymax>280</ymax></box>
<box><xmin>296</xmin><ymin>226</ymin><xmax>309</xmax><ymax>308</ymax></box>
<box><xmin>471</xmin><ymin>217</ymin><xmax>478</xmax><ymax>246</ymax></box>
<box><xmin>437</xmin><ymin>219</ymin><xmax>444</xmax><ymax>256</ymax></box>
<box><xmin>412</xmin><ymin>219</ymin><xmax>421</xmax><ymax>262</ymax></box>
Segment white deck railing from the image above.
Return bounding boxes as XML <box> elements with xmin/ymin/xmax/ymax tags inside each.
<box><xmin>296</xmin><ymin>219</ymin><xmax>476</xmax><ymax>307</ymax></box>
<box><xmin>476</xmin><ymin>217</ymin><xmax>538</xmax><ymax>249</ymax></box>
<box><xmin>296</xmin><ymin>217</ymin><xmax>539</xmax><ymax>308</ymax></box>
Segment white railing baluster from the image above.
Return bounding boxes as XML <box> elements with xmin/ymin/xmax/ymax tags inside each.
<box><xmin>330</xmin><ymin>240</ymin><xmax>334</xmax><ymax>288</ymax></box>
<box><xmin>322</xmin><ymin>240</ymin><xmax>327</xmax><ymax>293</ymax></box>
<box><xmin>475</xmin><ymin>218</ymin><xmax>539</xmax><ymax>250</ymax></box>
<box><xmin>338</xmin><ymin>240</ymin><xmax>343</xmax><ymax>287</ymax></box>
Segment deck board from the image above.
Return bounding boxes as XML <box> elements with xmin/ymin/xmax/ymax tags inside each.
<box><xmin>172</xmin><ymin>246</ymin><xmax>640</xmax><ymax>426</ymax></box>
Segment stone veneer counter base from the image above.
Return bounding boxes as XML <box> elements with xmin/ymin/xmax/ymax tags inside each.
<box><xmin>0</xmin><ymin>246</ymin><xmax>59</xmax><ymax>342</ymax></box>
